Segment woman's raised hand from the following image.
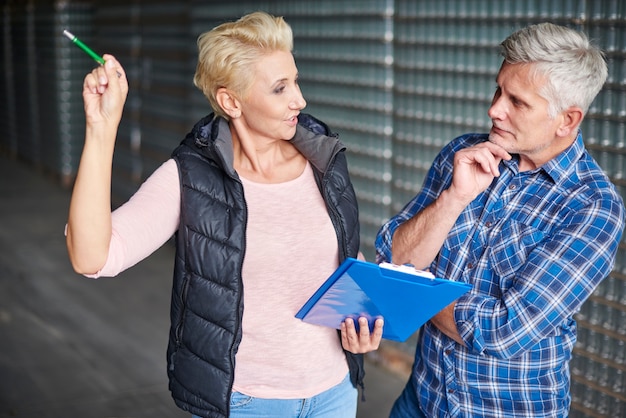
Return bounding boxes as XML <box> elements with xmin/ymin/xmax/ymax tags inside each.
<box><xmin>82</xmin><ymin>54</ymin><xmax>128</xmax><ymax>127</ymax></box>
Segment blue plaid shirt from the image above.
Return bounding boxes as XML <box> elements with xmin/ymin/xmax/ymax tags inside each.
<box><xmin>376</xmin><ymin>132</ymin><xmax>625</xmax><ymax>418</ymax></box>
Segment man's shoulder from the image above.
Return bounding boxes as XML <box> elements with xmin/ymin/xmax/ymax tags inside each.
<box><xmin>575</xmin><ymin>153</ymin><xmax>625</xmax><ymax>208</ymax></box>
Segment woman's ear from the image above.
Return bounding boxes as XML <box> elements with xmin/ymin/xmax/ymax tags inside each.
<box><xmin>216</xmin><ymin>88</ymin><xmax>242</xmax><ymax>119</ymax></box>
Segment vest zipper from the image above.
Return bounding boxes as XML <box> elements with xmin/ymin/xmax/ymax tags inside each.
<box><xmin>225</xmin><ymin>178</ymin><xmax>247</xmax><ymax>417</ymax></box>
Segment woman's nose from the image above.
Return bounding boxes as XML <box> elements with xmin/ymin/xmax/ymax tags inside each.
<box><xmin>293</xmin><ymin>94</ymin><xmax>306</xmax><ymax>110</ymax></box>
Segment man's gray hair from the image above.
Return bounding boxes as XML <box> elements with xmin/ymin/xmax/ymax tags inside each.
<box><xmin>500</xmin><ymin>22</ymin><xmax>607</xmax><ymax>117</ymax></box>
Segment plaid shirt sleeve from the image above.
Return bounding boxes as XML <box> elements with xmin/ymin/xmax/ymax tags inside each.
<box><xmin>375</xmin><ymin>135</ymin><xmax>474</xmax><ymax>263</ymax></box>
<box><xmin>455</xmin><ymin>189</ymin><xmax>625</xmax><ymax>358</ymax></box>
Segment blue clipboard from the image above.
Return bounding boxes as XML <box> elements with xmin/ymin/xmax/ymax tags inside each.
<box><xmin>295</xmin><ymin>258</ymin><xmax>472</xmax><ymax>342</ymax></box>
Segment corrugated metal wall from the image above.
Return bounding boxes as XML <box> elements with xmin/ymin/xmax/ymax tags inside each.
<box><xmin>1</xmin><ymin>1</ymin><xmax>625</xmax><ymax>416</ymax></box>
<box><xmin>93</xmin><ymin>0</ymin><xmax>144</xmax><ymax>202</ymax></box>
<box><xmin>53</xmin><ymin>0</ymin><xmax>95</xmax><ymax>186</ymax></box>
<box><xmin>281</xmin><ymin>0</ymin><xmax>396</xmax><ymax>262</ymax></box>
<box><xmin>9</xmin><ymin>1</ymin><xmax>40</xmax><ymax>167</ymax></box>
<box><xmin>0</xmin><ymin>0</ymin><xmax>93</xmax><ymax>186</ymax></box>
<box><xmin>1</xmin><ymin>1</ymin><xmax>19</xmax><ymax>163</ymax></box>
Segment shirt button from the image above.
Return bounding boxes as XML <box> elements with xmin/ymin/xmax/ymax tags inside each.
<box><xmin>467</xmin><ymin>263</ymin><xmax>474</xmax><ymax>269</ymax></box>
<box><xmin>445</xmin><ymin>349</ymin><xmax>452</xmax><ymax>355</ymax></box>
<box><xmin>485</xmin><ymin>221</ymin><xmax>492</xmax><ymax>227</ymax></box>
<box><xmin>448</xmin><ymin>389</ymin><xmax>455</xmax><ymax>393</ymax></box>
<box><xmin>509</xmin><ymin>184</ymin><xmax>516</xmax><ymax>190</ymax></box>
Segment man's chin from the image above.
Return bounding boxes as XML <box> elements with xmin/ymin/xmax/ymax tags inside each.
<box><xmin>488</xmin><ymin>131</ymin><xmax>501</xmax><ymax>144</ymax></box>
<box><xmin>488</xmin><ymin>131</ymin><xmax>512</xmax><ymax>148</ymax></box>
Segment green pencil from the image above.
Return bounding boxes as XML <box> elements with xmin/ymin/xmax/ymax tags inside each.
<box><xmin>63</xmin><ymin>29</ymin><xmax>106</xmax><ymax>65</ymax></box>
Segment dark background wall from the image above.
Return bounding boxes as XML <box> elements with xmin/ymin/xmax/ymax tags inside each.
<box><xmin>1</xmin><ymin>1</ymin><xmax>625</xmax><ymax>416</ymax></box>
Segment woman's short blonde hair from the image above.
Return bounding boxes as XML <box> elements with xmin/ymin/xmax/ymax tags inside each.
<box><xmin>193</xmin><ymin>11</ymin><xmax>294</xmax><ymax>119</ymax></box>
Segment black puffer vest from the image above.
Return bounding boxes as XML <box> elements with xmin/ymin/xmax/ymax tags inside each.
<box><xmin>167</xmin><ymin>113</ymin><xmax>363</xmax><ymax>418</ymax></box>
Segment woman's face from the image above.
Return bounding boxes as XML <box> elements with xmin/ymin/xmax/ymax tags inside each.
<box><xmin>238</xmin><ymin>50</ymin><xmax>307</xmax><ymax>142</ymax></box>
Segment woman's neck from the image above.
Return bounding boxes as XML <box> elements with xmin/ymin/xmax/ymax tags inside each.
<box><xmin>230</xmin><ymin>122</ymin><xmax>306</xmax><ymax>183</ymax></box>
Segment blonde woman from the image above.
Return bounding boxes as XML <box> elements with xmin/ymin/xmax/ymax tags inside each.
<box><xmin>67</xmin><ymin>11</ymin><xmax>383</xmax><ymax>418</ymax></box>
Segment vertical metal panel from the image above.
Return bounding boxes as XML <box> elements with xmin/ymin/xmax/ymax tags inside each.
<box><xmin>10</xmin><ymin>1</ymin><xmax>40</xmax><ymax>163</ymax></box>
<box><xmin>41</xmin><ymin>1</ymin><xmax>93</xmax><ymax>185</ymax></box>
<box><xmin>34</xmin><ymin>1</ymin><xmax>61</xmax><ymax>177</ymax></box>
<box><xmin>93</xmin><ymin>0</ymin><xmax>143</xmax><ymax>204</ymax></box>
<box><xmin>1</xmin><ymin>2</ymin><xmax>18</xmax><ymax>157</ymax></box>
<box><xmin>280</xmin><ymin>1</ymin><xmax>395</xmax><ymax>261</ymax></box>
<box><xmin>2</xmin><ymin>0</ymin><xmax>95</xmax><ymax>184</ymax></box>
<box><xmin>393</xmin><ymin>2</ymin><xmax>497</xmax><ymax>214</ymax></box>
<box><xmin>136</xmin><ymin>1</ymin><xmax>193</xmax><ymax>177</ymax></box>
<box><xmin>56</xmin><ymin>1</ymin><xmax>96</xmax><ymax>185</ymax></box>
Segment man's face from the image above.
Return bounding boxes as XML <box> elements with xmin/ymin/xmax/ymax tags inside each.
<box><xmin>487</xmin><ymin>62</ymin><xmax>567</xmax><ymax>170</ymax></box>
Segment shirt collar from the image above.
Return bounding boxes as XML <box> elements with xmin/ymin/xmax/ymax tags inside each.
<box><xmin>501</xmin><ymin>130</ymin><xmax>585</xmax><ymax>184</ymax></box>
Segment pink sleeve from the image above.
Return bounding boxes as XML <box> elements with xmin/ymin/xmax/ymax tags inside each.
<box><xmin>90</xmin><ymin>159</ymin><xmax>180</xmax><ymax>278</ymax></box>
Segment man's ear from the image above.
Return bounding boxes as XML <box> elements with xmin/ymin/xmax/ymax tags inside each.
<box><xmin>556</xmin><ymin>106</ymin><xmax>583</xmax><ymax>137</ymax></box>
<box><xmin>216</xmin><ymin>87</ymin><xmax>242</xmax><ymax>119</ymax></box>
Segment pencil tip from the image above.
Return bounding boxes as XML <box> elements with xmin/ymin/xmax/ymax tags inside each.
<box><xmin>62</xmin><ymin>29</ymin><xmax>74</xmax><ymax>39</ymax></box>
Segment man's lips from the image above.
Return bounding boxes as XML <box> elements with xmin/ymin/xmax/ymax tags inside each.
<box><xmin>491</xmin><ymin>125</ymin><xmax>510</xmax><ymax>136</ymax></box>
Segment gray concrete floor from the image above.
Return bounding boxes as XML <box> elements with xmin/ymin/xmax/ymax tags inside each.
<box><xmin>0</xmin><ymin>155</ymin><xmax>406</xmax><ymax>418</ymax></box>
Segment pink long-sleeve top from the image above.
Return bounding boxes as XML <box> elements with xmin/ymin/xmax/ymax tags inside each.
<box><xmin>89</xmin><ymin>159</ymin><xmax>348</xmax><ymax>398</ymax></box>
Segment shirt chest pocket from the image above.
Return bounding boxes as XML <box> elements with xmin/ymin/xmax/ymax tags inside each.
<box><xmin>487</xmin><ymin>220</ymin><xmax>546</xmax><ymax>288</ymax></box>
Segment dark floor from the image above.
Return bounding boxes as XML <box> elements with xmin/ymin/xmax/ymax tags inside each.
<box><xmin>0</xmin><ymin>155</ymin><xmax>406</xmax><ymax>418</ymax></box>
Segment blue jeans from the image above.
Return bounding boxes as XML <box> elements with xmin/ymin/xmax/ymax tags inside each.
<box><xmin>192</xmin><ymin>373</ymin><xmax>357</xmax><ymax>417</ymax></box>
<box><xmin>389</xmin><ymin>374</ymin><xmax>427</xmax><ymax>418</ymax></box>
